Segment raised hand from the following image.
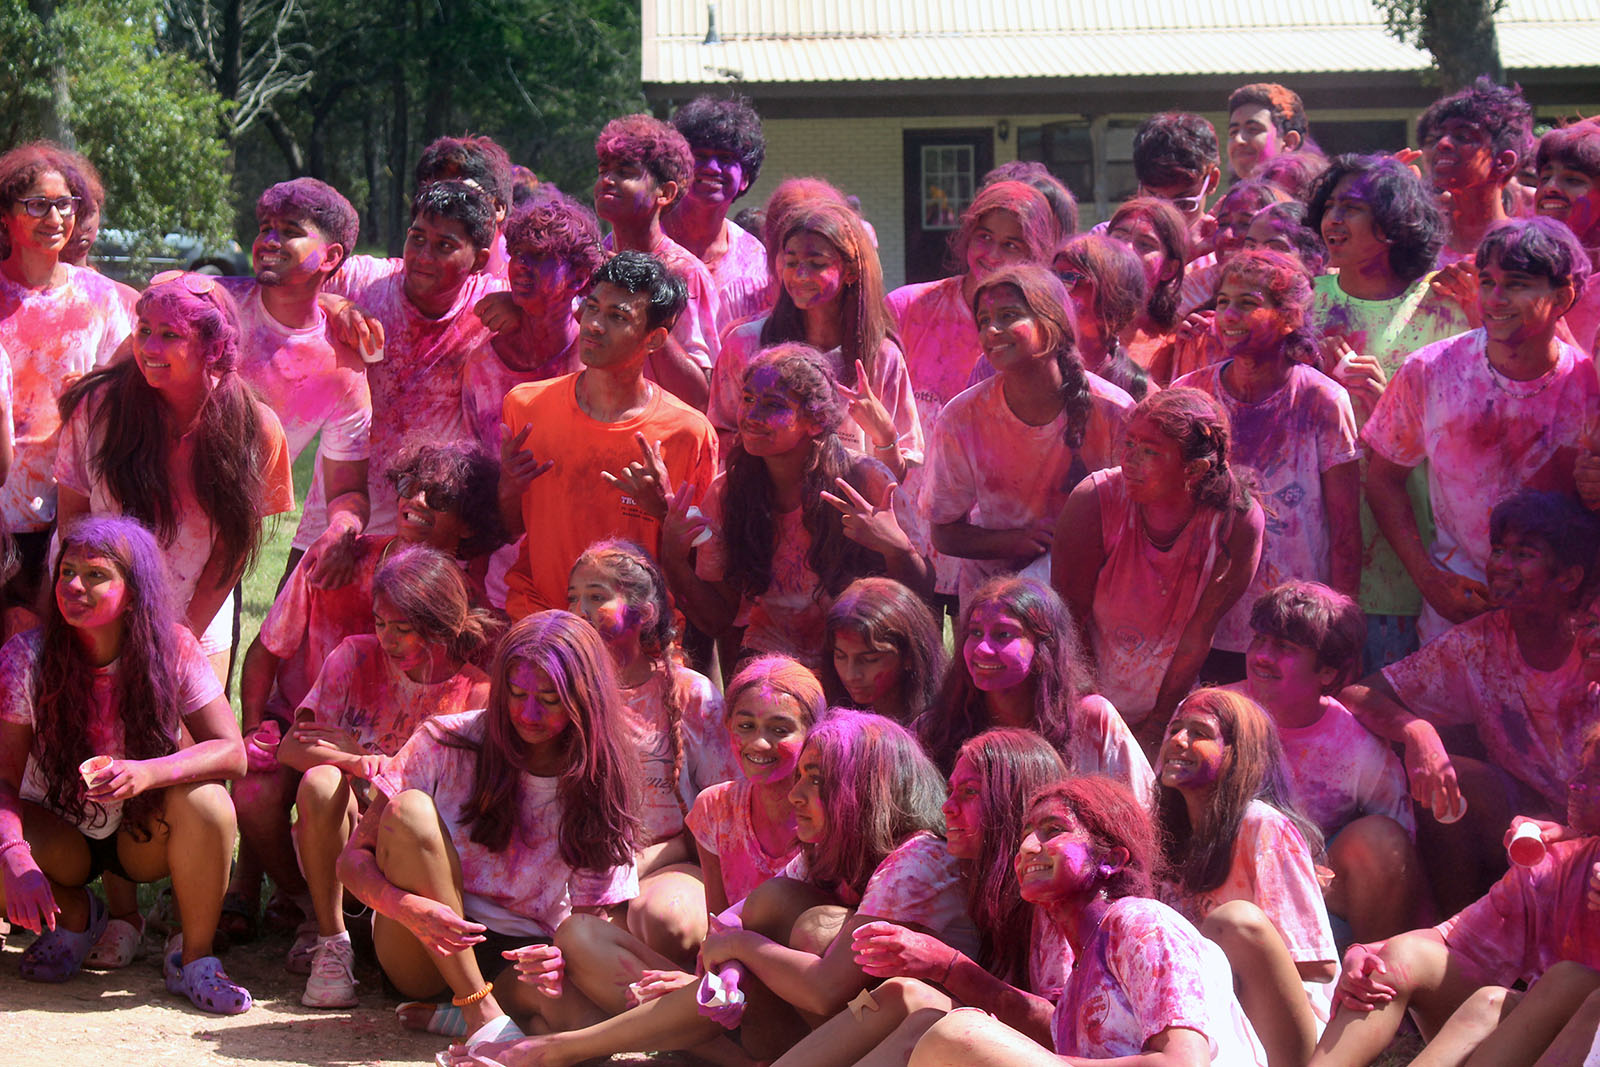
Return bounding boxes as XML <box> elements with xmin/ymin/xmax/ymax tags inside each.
<box><xmin>499</xmin><ymin>423</ymin><xmax>554</xmax><ymax>496</ymax></box>
<box><xmin>601</xmin><ymin>432</ymin><xmax>674</xmax><ymax>519</ymax></box>
<box><xmin>836</xmin><ymin>360</ymin><xmax>897</xmax><ymax>453</ymax></box>
<box><xmin>820</xmin><ymin>477</ymin><xmax>912</xmax><ymax>557</ymax></box>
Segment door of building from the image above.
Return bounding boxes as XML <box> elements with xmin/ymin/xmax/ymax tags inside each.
<box><xmin>903</xmin><ymin>128</ymin><xmax>994</xmax><ymax>285</ymax></box>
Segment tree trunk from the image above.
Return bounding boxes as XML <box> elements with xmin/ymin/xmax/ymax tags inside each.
<box><xmin>1421</xmin><ymin>0</ymin><xmax>1503</xmax><ymax>91</ymax></box>
<box><xmin>261</xmin><ymin>105</ymin><xmax>307</xmax><ymax>175</ymax></box>
<box><xmin>388</xmin><ymin>62</ymin><xmax>409</xmax><ymax>257</ymax></box>
<box><xmin>26</xmin><ymin>0</ymin><xmax>73</xmax><ymax>147</ymax></box>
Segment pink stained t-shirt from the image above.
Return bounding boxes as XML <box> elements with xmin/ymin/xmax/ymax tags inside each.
<box><xmin>221</xmin><ymin>279</ymin><xmax>373</xmax><ymax>549</ymax></box>
<box><xmin>1362</xmin><ymin>330</ymin><xmax>1598</xmax><ymax>642</ymax></box>
<box><xmin>300</xmin><ymin>633</ymin><xmax>489</xmax><ymax>759</ymax></box>
<box><xmin>319</xmin><ymin>254</ymin><xmax>505</xmax><ymax>544</ymax></box>
<box><xmin>1381</xmin><ymin>609</ymin><xmax>1592</xmax><ymax>813</ymax></box>
<box><xmin>1162</xmin><ymin>799</ymin><xmax>1338</xmax><ymax>1024</ymax></box>
<box><xmin>686</xmin><ymin>778</ymin><xmax>802</xmax><ymax>906</ymax></box>
<box><xmin>54</xmin><ymin>392</ymin><xmax>295</xmax><ymax>644</ymax></box>
<box><xmin>1436</xmin><ymin>836</ymin><xmax>1600</xmax><ymax>987</ymax></box>
<box><xmin>619</xmin><ymin>665</ymin><xmax>736</xmax><ymax>845</ymax></box>
<box><xmin>707</xmin><ymin>219</ymin><xmax>774</xmax><ymax>333</ymax></box>
<box><xmin>373</xmin><ymin>709</ymin><xmax>639</xmax><ymax>937</ymax></box>
<box><xmin>0</xmin><ymin>264</ymin><xmax>133</xmax><ymax>532</ymax></box>
<box><xmin>886</xmin><ymin>275</ymin><xmax>980</xmax><ymax>426</ymax></box>
<box><xmin>1234</xmin><ymin>688</ymin><xmax>1414</xmax><ymax>840</ymax></box>
<box><xmin>256</xmin><ymin>535</ymin><xmax>393</xmax><ymax>722</ymax></box>
<box><xmin>1085</xmin><ymin>467</ymin><xmax>1228</xmax><ymax>726</ymax></box>
<box><xmin>1562</xmin><ymin>280</ymin><xmax>1600</xmax><ymax>357</ymax></box>
<box><xmin>1174</xmin><ymin>362</ymin><xmax>1361</xmax><ymax>652</ymax></box>
<box><xmin>708</xmin><ymin>316</ymin><xmax>924</xmax><ymax>465</ymax></box>
<box><xmin>603</xmin><ymin>232</ymin><xmax>721</xmax><ymax>378</ymax></box>
<box><xmin>695</xmin><ymin>475</ymin><xmax>826</xmax><ymax>665</ymax></box>
<box><xmin>1068</xmin><ymin>695</ymin><xmax>1159</xmax><ymax>810</ymax></box>
<box><xmin>1050</xmin><ymin>895</ymin><xmax>1266</xmax><ymax>1063</ymax></box>
<box><xmin>460</xmin><ymin>336</ymin><xmax>579</xmax><ymax>454</ymax></box>
<box><xmin>924</xmin><ymin>372</ymin><xmax>1134</xmax><ymax>602</ymax></box>
<box><xmin>0</xmin><ymin>624</ymin><xmax>222</xmax><ymax>839</ymax></box>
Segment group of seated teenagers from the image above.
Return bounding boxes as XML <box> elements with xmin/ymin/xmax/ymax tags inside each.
<box><xmin>0</xmin><ymin>72</ymin><xmax>1597</xmax><ymax>1067</ymax></box>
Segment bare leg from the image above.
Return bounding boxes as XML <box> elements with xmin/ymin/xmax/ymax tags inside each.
<box><xmin>119</xmin><ymin>781</ymin><xmax>236</xmax><ymax>963</ymax></box>
<box><xmin>98</xmin><ymin>871</ymin><xmax>141</xmax><ymax>926</ymax></box>
<box><xmin>1310</xmin><ymin>932</ymin><xmax>1480</xmax><ymax>1067</ymax></box>
<box><xmin>1415</xmin><ymin>756</ymin><xmax>1514</xmax><ymax>918</ymax></box>
<box><xmin>1410</xmin><ymin>986</ymin><xmax>1520</xmax><ymax>1067</ymax></box>
<box><xmin>293</xmin><ymin>765</ymin><xmax>360</xmax><ymax>937</ymax></box>
<box><xmin>1532</xmin><ymin>984</ymin><xmax>1600</xmax><ymax>1067</ymax></box>
<box><xmin>1325</xmin><ymin>814</ymin><xmax>1433</xmax><ymax>942</ymax></box>
<box><xmin>556</xmin><ymin>911</ymin><xmax>683</xmax><ymax>1016</ymax></box>
<box><xmin>1465</xmin><ymin>962</ymin><xmax>1600</xmax><ymax>1067</ymax></box>
<box><xmin>231</xmin><ymin>762</ymin><xmax>306</xmax><ymax>896</ymax></box>
<box><xmin>772</xmin><ymin>977</ymin><xmax>954</xmax><ymax>1067</ymax></box>
<box><xmin>13</xmin><ymin>800</ymin><xmax>95</xmax><ymax>931</ymax></box>
<box><xmin>906</xmin><ymin>1009</ymin><xmax>1060</xmax><ymax>1067</ymax></box>
<box><xmin>626</xmin><ymin>863</ymin><xmax>708</xmax><ymax>968</ymax></box>
<box><xmin>1201</xmin><ymin>899</ymin><xmax>1319</xmax><ymax>1067</ymax></box>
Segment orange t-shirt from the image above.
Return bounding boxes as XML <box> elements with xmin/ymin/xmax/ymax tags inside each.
<box><xmin>501</xmin><ymin>372</ymin><xmax>717</xmax><ymax>618</ymax></box>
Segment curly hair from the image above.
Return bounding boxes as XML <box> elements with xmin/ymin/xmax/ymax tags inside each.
<box><xmin>444</xmin><ymin>611</ymin><xmax>641</xmax><ymax>867</ymax></box>
<box><xmin>1214</xmin><ymin>248</ymin><xmax>1319</xmax><ymax>364</ymax></box>
<box><xmin>410</xmin><ymin>179</ymin><xmax>496</xmax><ymax>252</ymax></box>
<box><xmin>983</xmin><ymin>161</ymin><xmax>1079</xmax><ymax>237</ymax></box>
<box><xmin>1489</xmin><ymin>490</ymin><xmax>1600</xmax><ymax>605</ymax></box>
<box><xmin>821</xmin><ymin>577</ymin><xmax>946</xmax><ymax>721</ymax></box>
<box><xmin>1109</xmin><ymin>197</ymin><xmax>1188</xmax><ymax>331</ymax></box>
<box><xmin>59</xmin><ymin>278</ymin><xmax>270</xmax><ymax>583</ymax></box>
<box><xmin>1249</xmin><ymin>580</ymin><xmax>1366</xmax><ymax>690</ymax></box>
<box><xmin>972</xmin><ymin>264</ymin><xmax>1093</xmax><ymax>450</ymax></box>
<box><xmin>385</xmin><ymin>438</ymin><xmax>504</xmax><ymax>559</ymax></box>
<box><xmin>1132</xmin><ymin>113</ymin><xmax>1220</xmax><ymax>187</ymax></box>
<box><xmin>256</xmin><ymin>178</ymin><xmax>360</xmax><ymax>267</ymax></box>
<box><xmin>31</xmin><ymin>517</ymin><xmax>183</xmax><ymax>838</ymax></box>
<box><xmin>723</xmin><ymin>344</ymin><xmax>888</xmax><ymax>600</ymax></box>
<box><xmin>949</xmin><ymin>180</ymin><xmax>1062</xmax><ymax>276</ymax></box>
<box><xmin>1027</xmin><ymin>775</ymin><xmax>1160</xmax><ymax>901</ymax></box>
<box><xmin>1132</xmin><ymin>388</ymin><xmax>1254</xmax><ymax>515</ymax></box>
<box><xmin>1306</xmin><ymin>154</ymin><xmax>1445</xmax><ymax>283</ymax></box>
<box><xmin>1477</xmin><ymin>216</ymin><xmax>1592</xmax><ymax>295</ymax></box>
<box><xmin>671</xmin><ymin>94</ymin><xmax>766</xmax><ymax>192</ymax></box>
<box><xmin>0</xmin><ymin>140</ymin><xmax>92</xmax><ymax>213</ymax></box>
<box><xmin>917</xmin><ymin>576</ymin><xmax>1097</xmax><ymax>775</ymax></box>
<box><xmin>372</xmin><ymin>545</ymin><xmax>499</xmax><ymax>665</ymax></box>
<box><xmin>591</xmin><ymin>250</ymin><xmax>689</xmax><ymax>333</ymax></box>
<box><xmin>596</xmin><ymin>114</ymin><xmax>695</xmax><ymax>207</ymax></box>
<box><xmin>504</xmin><ymin>192</ymin><xmax>606</xmax><ymax>286</ymax></box>
<box><xmin>1155</xmin><ymin>688</ymin><xmax>1322</xmax><ymax>895</ymax></box>
<box><xmin>763</xmin><ymin>200</ymin><xmax>893</xmax><ymax>389</ymax></box>
<box><xmin>1418</xmin><ymin>76</ymin><xmax>1535</xmax><ymax>169</ymax></box>
<box><xmin>416</xmin><ymin>134</ymin><xmax>514</xmax><ymax>214</ymax></box>
<box><xmin>799</xmin><ymin>710</ymin><xmax>946</xmax><ymax>899</ymax></box>
<box><xmin>954</xmin><ymin>728</ymin><xmax>1067</xmax><ymax>987</ymax></box>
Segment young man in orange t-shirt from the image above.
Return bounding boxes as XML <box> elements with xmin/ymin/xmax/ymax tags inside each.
<box><xmin>499</xmin><ymin>250</ymin><xmax>718</xmax><ymax>619</ymax></box>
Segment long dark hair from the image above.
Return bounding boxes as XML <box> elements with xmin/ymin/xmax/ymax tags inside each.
<box><xmin>1132</xmin><ymin>388</ymin><xmax>1254</xmax><ymax>515</ymax></box>
<box><xmin>917</xmin><ymin>576</ymin><xmax>1097</xmax><ymax>775</ymax></box>
<box><xmin>1154</xmin><ymin>688</ymin><xmax>1322</xmax><ymax>895</ymax></box>
<box><xmin>59</xmin><ymin>277</ymin><xmax>270</xmax><ymax>582</ymax></box>
<box><xmin>1109</xmin><ymin>197</ymin><xmax>1188</xmax><ymax>331</ymax></box>
<box><xmin>724</xmin><ymin>344</ymin><xmax>885</xmax><ymax>599</ymax></box>
<box><xmin>762</xmin><ymin>200</ymin><xmax>893</xmax><ymax>388</ymax></box>
<box><xmin>372</xmin><ymin>546</ymin><xmax>499</xmax><ymax>665</ymax></box>
<box><xmin>445</xmin><ymin>612</ymin><xmax>640</xmax><ymax>869</ymax></box>
<box><xmin>954</xmin><ymin>729</ymin><xmax>1066</xmax><ymax>989</ymax></box>
<box><xmin>1028</xmin><ymin>775</ymin><xmax>1159</xmax><ymax>901</ymax></box>
<box><xmin>33</xmin><ymin>517</ymin><xmax>184</xmax><ymax>837</ymax></box>
<box><xmin>821</xmin><ymin>577</ymin><xmax>946</xmax><ymax>721</ymax></box>
<box><xmin>972</xmin><ymin>264</ymin><xmax>1093</xmax><ymax>451</ymax></box>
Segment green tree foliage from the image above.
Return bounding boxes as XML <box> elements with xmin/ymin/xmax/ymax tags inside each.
<box><xmin>0</xmin><ymin>0</ymin><xmax>234</xmax><ymax>242</ymax></box>
<box><xmin>1373</xmin><ymin>0</ymin><xmax>1506</xmax><ymax>90</ymax></box>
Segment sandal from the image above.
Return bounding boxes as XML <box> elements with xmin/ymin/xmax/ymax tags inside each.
<box><xmin>217</xmin><ymin>891</ymin><xmax>258</xmax><ymax>944</ymax></box>
<box><xmin>165</xmin><ymin>949</ymin><xmax>253</xmax><ymax>1014</ymax></box>
<box><xmin>398</xmin><ymin>1001</ymin><xmax>470</xmax><ymax>1037</ymax></box>
<box><xmin>86</xmin><ymin>916</ymin><xmax>143</xmax><ymax>969</ymax></box>
<box><xmin>20</xmin><ymin>889</ymin><xmax>107</xmax><ymax>982</ymax></box>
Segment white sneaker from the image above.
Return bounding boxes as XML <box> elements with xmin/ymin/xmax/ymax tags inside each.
<box><xmin>301</xmin><ymin>936</ymin><xmax>359</xmax><ymax>1008</ymax></box>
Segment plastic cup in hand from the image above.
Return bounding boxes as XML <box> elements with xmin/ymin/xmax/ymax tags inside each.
<box><xmin>683</xmin><ymin>505</ymin><xmax>714</xmax><ymax>548</ymax></box>
<box><xmin>79</xmin><ymin>755</ymin><xmax>113</xmax><ymax>789</ymax></box>
<box><xmin>361</xmin><ymin>343</ymin><xmax>384</xmax><ymax>365</ymax></box>
<box><xmin>1434</xmin><ymin>792</ymin><xmax>1468</xmax><ymax>824</ymax></box>
<box><xmin>1508</xmin><ymin>822</ymin><xmax>1547</xmax><ymax>867</ymax></box>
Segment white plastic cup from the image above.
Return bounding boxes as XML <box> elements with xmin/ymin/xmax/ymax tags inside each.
<box><xmin>684</xmin><ymin>505</ymin><xmax>714</xmax><ymax>548</ymax></box>
<box><xmin>1508</xmin><ymin>822</ymin><xmax>1547</xmax><ymax>867</ymax></box>
<box><xmin>1434</xmin><ymin>793</ymin><xmax>1469</xmax><ymax>825</ymax></box>
<box><xmin>79</xmin><ymin>755</ymin><xmax>113</xmax><ymax>788</ymax></box>
<box><xmin>361</xmin><ymin>343</ymin><xmax>384</xmax><ymax>365</ymax></box>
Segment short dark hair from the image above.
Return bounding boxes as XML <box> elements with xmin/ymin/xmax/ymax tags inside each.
<box><xmin>1227</xmin><ymin>83</ymin><xmax>1310</xmax><ymax>141</ymax></box>
<box><xmin>1132</xmin><ymin>113</ymin><xmax>1220</xmax><ymax>188</ymax></box>
<box><xmin>671</xmin><ymin>94</ymin><xmax>766</xmax><ymax>193</ymax></box>
<box><xmin>1476</xmin><ymin>216</ymin><xmax>1591</xmax><ymax>295</ymax></box>
<box><xmin>1490</xmin><ymin>490</ymin><xmax>1600</xmax><ymax>602</ymax></box>
<box><xmin>591</xmin><ymin>250</ymin><xmax>688</xmax><ymax>332</ymax></box>
<box><xmin>1306</xmin><ymin>154</ymin><xmax>1444</xmax><ymax>283</ymax></box>
<box><xmin>409</xmin><ymin>180</ymin><xmax>496</xmax><ymax>252</ymax></box>
<box><xmin>416</xmin><ymin>135</ymin><xmax>514</xmax><ymax>213</ymax></box>
<box><xmin>1537</xmin><ymin>119</ymin><xmax>1600</xmax><ymax>181</ymax></box>
<box><xmin>1249</xmin><ymin>580</ymin><xmax>1366</xmax><ymax>689</ymax></box>
<box><xmin>256</xmin><ymin>178</ymin><xmax>359</xmax><ymax>268</ymax></box>
<box><xmin>1418</xmin><ymin>77</ymin><xmax>1534</xmax><ymax>169</ymax></box>
<box><xmin>504</xmin><ymin>193</ymin><xmax>606</xmax><ymax>287</ymax></box>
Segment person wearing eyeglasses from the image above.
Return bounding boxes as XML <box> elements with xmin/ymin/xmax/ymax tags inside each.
<box><xmin>53</xmin><ymin>270</ymin><xmax>294</xmax><ymax>686</ymax></box>
<box><xmin>0</xmin><ymin>141</ymin><xmax>134</xmax><ymax>609</ymax></box>
<box><xmin>228</xmin><ymin>439</ymin><xmax>504</xmax><ymax>962</ymax></box>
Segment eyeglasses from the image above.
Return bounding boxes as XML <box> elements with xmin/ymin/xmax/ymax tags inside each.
<box><xmin>394</xmin><ymin>473</ymin><xmax>460</xmax><ymax>511</ymax></box>
<box><xmin>18</xmin><ymin>196</ymin><xmax>81</xmax><ymax>218</ymax></box>
<box><xmin>148</xmin><ymin>270</ymin><xmax>217</xmax><ymax>296</ymax></box>
<box><xmin>1140</xmin><ymin>174</ymin><xmax>1215</xmax><ymax>215</ymax></box>
<box><xmin>1054</xmin><ymin>269</ymin><xmax>1089</xmax><ymax>289</ymax></box>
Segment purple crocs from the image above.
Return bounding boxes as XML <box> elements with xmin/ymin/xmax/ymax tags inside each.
<box><xmin>165</xmin><ymin>950</ymin><xmax>254</xmax><ymax>1014</ymax></box>
<box><xmin>20</xmin><ymin>888</ymin><xmax>107</xmax><ymax>983</ymax></box>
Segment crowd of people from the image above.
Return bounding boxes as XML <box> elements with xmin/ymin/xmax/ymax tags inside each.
<box><xmin>0</xmin><ymin>74</ymin><xmax>1597</xmax><ymax>1067</ymax></box>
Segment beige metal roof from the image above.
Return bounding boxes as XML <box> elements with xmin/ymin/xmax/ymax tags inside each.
<box><xmin>643</xmin><ymin>0</ymin><xmax>1600</xmax><ymax>85</ymax></box>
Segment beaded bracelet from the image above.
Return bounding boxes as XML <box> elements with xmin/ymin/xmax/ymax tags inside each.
<box><xmin>452</xmin><ymin>981</ymin><xmax>494</xmax><ymax>1008</ymax></box>
<box><xmin>0</xmin><ymin>838</ymin><xmax>32</xmax><ymax>861</ymax></box>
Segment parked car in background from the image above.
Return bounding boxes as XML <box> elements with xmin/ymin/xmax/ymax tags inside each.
<box><xmin>91</xmin><ymin>228</ymin><xmax>251</xmax><ymax>284</ymax></box>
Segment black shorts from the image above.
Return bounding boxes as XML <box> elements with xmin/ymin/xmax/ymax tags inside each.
<box><xmin>84</xmin><ymin>830</ymin><xmax>132</xmax><ymax>883</ymax></box>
